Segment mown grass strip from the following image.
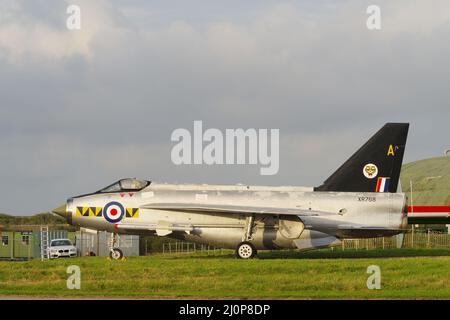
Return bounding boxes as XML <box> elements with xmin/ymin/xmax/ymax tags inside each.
<box><xmin>0</xmin><ymin>248</ymin><xmax>449</xmax><ymax>299</ymax></box>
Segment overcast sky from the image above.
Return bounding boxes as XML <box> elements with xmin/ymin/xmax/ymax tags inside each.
<box><xmin>1</xmin><ymin>0</ymin><xmax>449</xmax><ymax>215</ymax></box>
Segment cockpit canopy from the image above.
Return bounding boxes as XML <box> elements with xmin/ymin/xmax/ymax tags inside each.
<box><xmin>98</xmin><ymin>178</ymin><xmax>150</xmax><ymax>193</ymax></box>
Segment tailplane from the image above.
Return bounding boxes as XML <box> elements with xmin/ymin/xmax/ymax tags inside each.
<box><xmin>315</xmin><ymin>123</ymin><xmax>409</xmax><ymax>193</ymax></box>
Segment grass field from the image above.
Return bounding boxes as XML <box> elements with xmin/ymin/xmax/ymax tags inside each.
<box><xmin>0</xmin><ymin>248</ymin><xmax>449</xmax><ymax>299</ymax></box>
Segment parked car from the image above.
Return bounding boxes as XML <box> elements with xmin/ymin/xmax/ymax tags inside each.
<box><xmin>48</xmin><ymin>239</ymin><xmax>77</xmax><ymax>258</ymax></box>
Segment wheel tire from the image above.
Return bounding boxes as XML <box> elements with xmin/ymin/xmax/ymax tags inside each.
<box><xmin>235</xmin><ymin>242</ymin><xmax>256</xmax><ymax>259</ymax></box>
<box><xmin>110</xmin><ymin>248</ymin><xmax>124</xmax><ymax>260</ymax></box>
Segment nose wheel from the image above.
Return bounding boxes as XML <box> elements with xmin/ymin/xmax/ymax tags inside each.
<box><xmin>236</xmin><ymin>242</ymin><xmax>256</xmax><ymax>259</ymax></box>
<box><xmin>108</xmin><ymin>233</ymin><xmax>125</xmax><ymax>260</ymax></box>
<box><xmin>109</xmin><ymin>248</ymin><xmax>124</xmax><ymax>260</ymax></box>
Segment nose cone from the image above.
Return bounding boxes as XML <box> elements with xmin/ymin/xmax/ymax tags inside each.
<box><xmin>52</xmin><ymin>204</ymin><xmax>68</xmax><ymax>218</ymax></box>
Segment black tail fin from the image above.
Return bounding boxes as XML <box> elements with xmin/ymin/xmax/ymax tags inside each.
<box><xmin>315</xmin><ymin>123</ymin><xmax>409</xmax><ymax>193</ymax></box>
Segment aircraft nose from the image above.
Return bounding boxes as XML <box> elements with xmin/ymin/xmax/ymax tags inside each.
<box><xmin>52</xmin><ymin>204</ymin><xmax>68</xmax><ymax>218</ymax></box>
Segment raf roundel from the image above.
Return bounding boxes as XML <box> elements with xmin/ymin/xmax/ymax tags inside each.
<box><xmin>103</xmin><ymin>201</ymin><xmax>125</xmax><ymax>223</ymax></box>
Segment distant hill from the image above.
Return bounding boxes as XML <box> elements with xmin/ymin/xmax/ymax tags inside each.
<box><xmin>401</xmin><ymin>156</ymin><xmax>450</xmax><ymax>206</ymax></box>
<box><xmin>0</xmin><ymin>212</ymin><xmax>67</xmax><ymax>228</ymax></box>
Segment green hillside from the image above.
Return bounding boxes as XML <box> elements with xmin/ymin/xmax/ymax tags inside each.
<box><xmin>401</xmin><ymin>156</ymin><xmax>450</xmax><ymax>206</ymax></box>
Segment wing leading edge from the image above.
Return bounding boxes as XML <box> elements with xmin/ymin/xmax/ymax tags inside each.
<box><xmin>141</xmin><ymin>203</ymin><xmax>341</xmax><ymax>217</ymax></box>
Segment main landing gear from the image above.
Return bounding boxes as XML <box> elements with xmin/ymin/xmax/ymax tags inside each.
<box><xmin>108</xmin><ymin>233</ymin><xmax>124</xmax><ymax>260</ymax></box>
<box><xmin>236</xmin><ymin>214</ymin><xmax>257</xmax><ymax>259</ymax></box>
<box><xmin>236</xmin><ymin>241</ymin><xmax>256</xmax><ymax>259</ymax></box>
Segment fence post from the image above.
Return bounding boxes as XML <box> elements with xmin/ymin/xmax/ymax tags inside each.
<box><xmin>96</xmin><ymin>231</ymin><xmax>100</xmax><ymax>257</ymax></box>
<box><xmin>11</xmin><ymin>231</ymin><xmax>14</xmax><ymax>259</ymax></box>
<box><xmin>28</xmin><ymin>235</ymin><xmax>31</xmax><ymax>260</ymax></box>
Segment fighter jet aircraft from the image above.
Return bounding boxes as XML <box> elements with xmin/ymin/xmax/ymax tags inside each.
<box><xmin>53</xmin><ymin>123</ymin><xmax>409</xmax><ymax>259</ymax></box>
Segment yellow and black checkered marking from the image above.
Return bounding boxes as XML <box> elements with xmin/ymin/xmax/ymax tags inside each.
<box><xmin>126</xmin><ymin>208</ymin><xmax>140</xmax><ymax>218</ymax></box>
<box><xmin>76</xmin><ymin>206</ymin><xmax>139</xmax><ymax>218</ymax></box>
<box><xmin>76</xmin><ymin>207</ymin><xmax>103</xmax><ymax>217</ymax></box>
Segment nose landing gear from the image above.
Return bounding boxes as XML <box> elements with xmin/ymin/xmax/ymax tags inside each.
<box><xmin>108</xmin><ymin>233</ymin><xmax>125</xmax><ymax>260</ymax></box>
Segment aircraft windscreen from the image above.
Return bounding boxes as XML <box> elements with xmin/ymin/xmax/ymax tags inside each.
<box><xmin>99</xmin><ymin>179</ymin><xmax>150</xmax><ymax>193</ymax></box>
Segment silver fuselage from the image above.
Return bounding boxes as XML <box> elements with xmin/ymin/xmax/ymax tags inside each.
<box><xmin>67</xmin><ymin>183</ymin><xmax>407</xmax><ymax>250</ymax></box>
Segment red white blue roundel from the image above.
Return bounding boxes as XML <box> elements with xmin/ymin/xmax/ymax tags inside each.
<box><xmin>103</xmin><ymin>201</ymin><xmax>125</xmax><ymax>223</ymax></box>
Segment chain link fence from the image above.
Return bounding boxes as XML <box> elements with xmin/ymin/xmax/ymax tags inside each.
<box><xmin>159</xmin><ymin>232</ymin><xmax>450</xmax><ymax>255</ymax></box>
<box><xmin>324</xmin><ymin>231</ymin><xmax>450</xmax><ymax>251</ymax></box>
<box><xmin>161</xmin><ymin>242</ymin><xmax>227</xmax><ymax>255</ymax></box>
<box><xmin>75</xmin><ymin>231</ymin><xmax>139</xmax><ymax>257</ymax></box>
